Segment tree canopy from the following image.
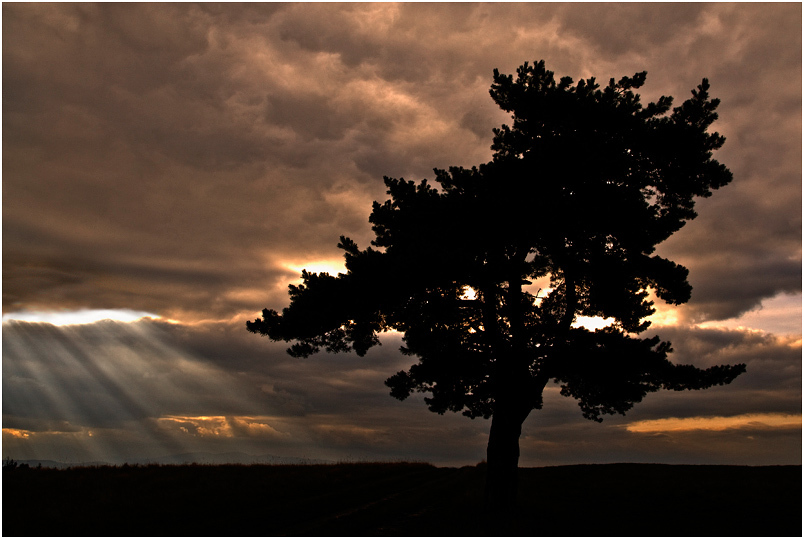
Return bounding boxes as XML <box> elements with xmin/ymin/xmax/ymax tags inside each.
<box><xmin>248</xmin><ymin>60</ymin><xmax>745</xmax><ymax>426</ymax></box>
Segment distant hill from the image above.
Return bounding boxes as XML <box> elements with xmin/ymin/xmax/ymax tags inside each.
<box><xmin>13</xmin><ymin>451</ymin><xmax>332</xmax><ymax>469</ymax></box>
<box><xmin>8</xmin><ymin>459</ymin><xmax>88</xmax><ymax>469</ymax></box>
<box><xmin>132</xmin><ymin>451</ymin><xmax>334</xmax><ymax>466</ymax></box>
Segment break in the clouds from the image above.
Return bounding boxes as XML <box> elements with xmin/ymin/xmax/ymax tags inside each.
<box><xmin>3</xmin><ymin>4</ymin><xmax>801</xmax><ymax>466</ymax></box>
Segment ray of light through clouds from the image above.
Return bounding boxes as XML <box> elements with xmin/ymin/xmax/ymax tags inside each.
<box><xmin>2</xmin><ymin>3</ymin><xmax>800</xmax><ymax>466</ymax></box>
<box><xmin>2</xmin><ymin>309</ymin><xmax>162</xmax><ymax>326</ymax></box>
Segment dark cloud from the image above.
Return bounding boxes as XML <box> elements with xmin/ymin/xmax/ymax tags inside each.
<box><xmin>642</xmin><ymin>3</ymin><xmax>802</xmax><ymax>321</ymax></box>
<box><xmin>554</xmin><ymin>3</ymin><xmax>708</xmax><ymax>56</ymax></box>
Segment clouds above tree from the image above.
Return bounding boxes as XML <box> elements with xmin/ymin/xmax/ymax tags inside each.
<box><xmin>2</xmin><ymin>3</ymin><xmax>800</xmax><ymax>467</ymax></box>
<box><xmin>3</xmin><ymin>3</ymin><xmax>799</xmax><ymax>324</ymax></box>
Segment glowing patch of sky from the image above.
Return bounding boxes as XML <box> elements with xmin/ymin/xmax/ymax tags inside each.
<box><xmin>462</xmin><ymin>286</ymin><xmax>616</xmax><ymax>331</ymax></box>
<box><xmin>626</xmin><ymin>413</ymin><xmax>802</xmax><ymax>433</ymax></box>
<box><xmin>157</xmin><ymin>415</ymin><xmax>288</xmax><ymax>440</ymax></box>
<box><xmin>2</xmin><ymin>309</ymin><xmax>161</xmax><ymax>326</ymax></box>
<box><xmin>697</xmin><ymin>292</ymin><xmax>802</xmax><ymax>336</ymax></box>
<box><xmin>460</xmin><ymin>286</ymin><xmax>478</xmax><ymax>301</ymax></box>
<box><xmin>3</xmin><ymin>428</ymin><xmax>32</xmax><ymax>439</ymax></box>
<box><xmin>282</xmin><ymin>259</ymin><xmax>347</xmax><ymax>277</ymax></box>
<box><xmin>446</xmin><ymin>284</ymin><xmax>798</xmax><ymax>336</ymax></box>
<box><xmin>645</xmin><ymin>301</ymin><xmax>680</xmax><ymax>327</ymax></box>
<box><xmin>573</xmin><ymin>316</ymin><xmax>616</xmax><ymax>332</ymax></box>
<box><xmin>158</xmin><ymin>415</ymin><xmax>234</xmax><ymax>438</ymax></box>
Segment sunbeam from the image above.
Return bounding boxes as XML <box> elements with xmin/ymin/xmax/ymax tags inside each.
<box><xmin>2</xmin><ymin>317</ymin><xmax>274</xmax><ymax>464</ymax></box>
<box><xmin>2</xmin><ymin>309</ymin><xmax>161</xmax><ymax>326</ymax></box>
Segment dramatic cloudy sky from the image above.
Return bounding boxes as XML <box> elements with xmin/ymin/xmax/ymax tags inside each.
<box><xmin>3</xmin><ymin>3</ymin><xmax>801</xmax><ymax>466</ymax></box>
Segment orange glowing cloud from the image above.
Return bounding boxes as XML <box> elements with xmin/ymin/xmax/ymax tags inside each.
<box><xmin>2</xmin><ymin>428</ymin><xmax>32</xmax><ymax>439</ymax></box>
<box><xmin>229</xmin><ymin>416</ymin><xmax>288</xmax><ymax>439</ymax></box>
<box><xmin>626</xmin><ymin>413</ymin><xmax>802</xmax><ymax>433</ymax></box>
<box><xmin>157</xmin><ymin>415</ymin><xmax>287</xmax><ymax>439</ymax></box>
<box><xmin>158</xmin><ymin>415</ymin><xmax>234</xmax><ymax>438</ymax></box>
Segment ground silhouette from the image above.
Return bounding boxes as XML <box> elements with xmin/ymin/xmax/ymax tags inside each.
<box><xmin>3</xmin><ymin>462</ymin><xmax>801</xmax><ymax>536</ymax></box>
<box><xmin>248</xmin><ymin>60</ymin><xmax>746</xmax><ymax>507</ymax></box>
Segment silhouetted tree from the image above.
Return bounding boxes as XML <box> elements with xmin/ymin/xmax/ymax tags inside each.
<box><xmin>248</xmin><ymin>61</ymin><xmax>746</xmax><ymax>509</ymax></box>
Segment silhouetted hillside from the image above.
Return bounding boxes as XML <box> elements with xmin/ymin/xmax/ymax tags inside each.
<box><xmin>3</xmin><ymin>462</ymin><xmax>800</xmax><ymax>536</ymax></box>
<box><xmin>13</xmin><ymin>451</ymin><xmax>332</xmax><ymax>469</ymax></box>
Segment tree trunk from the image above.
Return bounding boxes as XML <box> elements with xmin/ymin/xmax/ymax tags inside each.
<box><xmin>485</xmin><ymin>406</ymin><xmax>530</xmax><ymax>510</ymax></box>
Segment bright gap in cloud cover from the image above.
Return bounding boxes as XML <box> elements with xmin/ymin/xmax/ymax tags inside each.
<box><xmin>2</xmin><ymin>309</ymin><xmax>162</xmax><ymax>326</ymax></box>
<box><xmin>696</xmin><ymin>292</ymin><xmax>802</xmax><ymax>336</ymax></box>
<box><xmin>283</xmin><ymin>259</ymin><xmax>346</xmax><ymax>277</ymax></box>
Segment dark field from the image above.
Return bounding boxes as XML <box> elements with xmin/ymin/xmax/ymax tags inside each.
<box><xmin>3</xmin><ymin>462</ymin><xmax>801</xmax><ymax>536</ymax></box>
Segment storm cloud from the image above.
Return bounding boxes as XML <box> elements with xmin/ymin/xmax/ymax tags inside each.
<box><xmin>4</xmin><ymin>3</ymin><xmax>800</xmax><ymax>322</ymax></box>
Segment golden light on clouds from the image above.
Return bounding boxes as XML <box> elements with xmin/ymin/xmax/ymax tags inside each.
<box><xmin>158</xmin><ymin>415</ymin><xmax>234</xmax><ymax>437</ymax></box>
<box><xmin>3</xmin><ymin>428</ymin><xmax>32</xmax><ymax>439</ymax></box>
<box><xmin>3</xmin><ymin>425</ymin><xmax>97</xmax><ymax>445</ymax></box>
<box><xmin>527</xmin><ymin>283</ymin><xmax>680</xmax><ymax>331</ymax></box>
<box><xmin>696</xmin><ymin>292</ymin><xmax>803</xmax><ymax>336</ymax></box>
<box><xmin>230</xmin><ymin>416</ymin><xmax>288</xmax><ymax>438</ymax></box>
<box><xmin>157</xmin><ymin>415</ymin><xmax>286</xmax><ymax>439</ymax></box>
<box><xmin>646</xmin><ymin>302</ymin><xmax>680</xmax><ymax>327</ymax></box>
<box><xmin>282</xmin><ymin>259</ymin><xmax>346</xmax><ymax>277</ymax></box>
<box><xmin>626</xmin><ymin>413</ymin><xmax>802</xmax><ymax>433</ymax></box>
